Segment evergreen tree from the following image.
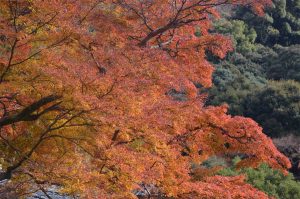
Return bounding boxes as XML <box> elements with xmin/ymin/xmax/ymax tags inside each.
<box><xmin>234</xmin><ymin>0</ymin><xmax>300</xmax><ymax>46</ymax></box>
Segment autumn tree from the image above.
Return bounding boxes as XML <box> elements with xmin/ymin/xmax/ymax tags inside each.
<box><xmin>0</xmin><ymin>0</ymin><xmax>290</xmax><ymax>198</ymax></box>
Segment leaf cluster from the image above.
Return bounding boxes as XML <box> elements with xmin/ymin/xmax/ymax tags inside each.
<box><xmin>219</xmin><ymin>161</ymin><xmax>300</xmax><ymax>199</ymax></box>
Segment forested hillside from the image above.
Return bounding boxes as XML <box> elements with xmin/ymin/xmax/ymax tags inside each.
<box><xmin>208</xmin><ymin>0</ymin><xmax>300</xmax><ymax>138</ymax></box>
<box><xmin>207</xmin><ymin>0</ymin><xmax>300</xmax><ymax>183</ymax></box>
<box><xmin>0</xmin><ymin>0</ymin><xmax>299</xmax><ymax>198</ymax></box>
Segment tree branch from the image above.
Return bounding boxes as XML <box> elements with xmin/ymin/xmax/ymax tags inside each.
<box><xmin>0</xmin><ymin>95</ymin><xmax>62</xmax><ymax>128</ymax></box>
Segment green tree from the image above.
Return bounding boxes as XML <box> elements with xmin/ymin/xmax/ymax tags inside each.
<box><xmin>265</xmin><ymin>45</ymin><xmax>300</xmax><ymax>82</ymax></box>
<box><xmin>208</xmin><ymin>52</ymin><xmax>266</xmax><ymax>115</ymax></box>
<box><xmin>243</xmin><ymin>80</ymin><xmax>300</xmax><ymax>137</ymax></box>
<box><xmin>208</xmin><ymin>4</ymin><xmax>300</xmax><ymax>138</ymax></box>
<box><xmin>213</xmin><ymin>19</ymin><xmax>257</xmax><ymax>53</ymax></box>
<box><xmin>219</xmin><ymin>163</ymin><xmax>300</xmax><ymax>199</ymax></box>
<box><xmin>234</xmin><ymin>0</ymin><xmax>300</xmax><ymax>46</ymax></box>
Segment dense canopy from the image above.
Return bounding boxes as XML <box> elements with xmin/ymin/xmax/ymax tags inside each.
<box><xmin>0</xmin><ymin>0</ymin><xmax>290</xmax><ymax>198</ymax></box>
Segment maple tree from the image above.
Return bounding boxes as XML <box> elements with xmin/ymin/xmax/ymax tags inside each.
<box><xmin>0</xmin><ymin>0</ymin><xmax>291</xmax><ymax>198</ymax></box>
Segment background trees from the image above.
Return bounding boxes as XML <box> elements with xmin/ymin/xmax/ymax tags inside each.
<box><xmin>219</xmin><ymin>162</ymin><xmax>300</xmax><ymax>199</ymax></box>
<box><xmin>206</xmin><ymin>0</ymin><xmax>300</xmax><ymax>185</ymax></box>
<box><xmin>208</xmin><ymin>0</ymin><xmax>300</xmax><ymax>138</ymax></box>
<box><xmin>265</xmin><ymin>45</ymin><xmax>300</xmax><ymax>82</ymax></box>
<box><xmin>234</xmin><ymin>0</ymin><xmax>300</xmax><ymax>46</ymax></box>
<box><xmin>243</xmin><ymin>80</ymin><xmax>300</xmax><ymax>137</ymax></box>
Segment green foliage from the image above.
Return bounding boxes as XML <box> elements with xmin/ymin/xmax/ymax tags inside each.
<box><xmin>243</xmin><ymin>80</ymin><xmax>300</xmax><ymax>137</ymax></box>
<box><xmin>213</xmin><ymin>19</ymin><xmax>257</xmax><ymax>53</ymax></box>
<box><xmin>265</xmin><ymin>45</ymin><xmax>300</xmax><ymax>82</ymax></box>
<box><xmin>209</xmin><ymin>46</ymin><xmax>300</xmax><ymax>137</ymax></box>
<box><xmin>200</xmin><ymin>156</ymin><xmax>228</xmax><ymax>168</ymax></box>
<box><xmin>217</xmin><ymin>167</ymin><xmax>238</xmax><ymax>176</ymax></box>
<box><xmin>208</xmin><ymin>1</ymin><xmax>300</xmax><ymax>138</ymax></box>
<box><xmin>232</xmin><ymin>156</ymin><xmax>242</xmax><ymax>165</ymax></box>
<box><xmin>218</xmin><ymin>162</ymin><xmax>300</xmax><ymax>199</ymax></box>
<box><xmin>234</xmin><ymin>0</ymin><xmax>300</xmax><ymax>46</ymax></box>
<box><xmin>208</xmin><ymin>52</ymin><xmax>266</xmax><ymax>115</ymax></box>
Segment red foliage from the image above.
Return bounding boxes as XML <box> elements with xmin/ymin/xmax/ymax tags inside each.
<box><xmin>0</xmin><ymin>0</ymin><xmax>287</xmax><ymax>198</ymax></box>
<box><xmin>180</xmin><ymin>175</ymin><xmax>271</xmax><ymax>198</ymax></box>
